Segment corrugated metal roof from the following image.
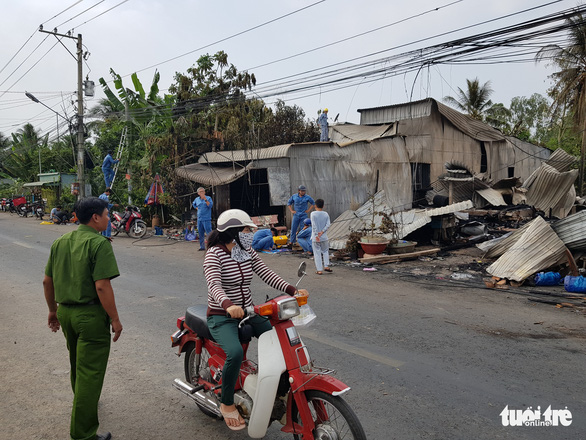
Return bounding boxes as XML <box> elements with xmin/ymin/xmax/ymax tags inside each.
<box><xmin>546</xmin><ymin>147</ymin><xmax>576</xmax><ymax>172</ymax></box>
<box><xmin>553</xmin><ymin>210</ymin><xmax>586</xmax><ymax>251</ymax></box>
<box><xmin>198</xmin><ymin>144</ymin><xmax>293</xmax><ymax>164</ymax></box>
<box><xmin>478</xmin><ymin>221</ymin><xmax>533</xmax><ymax>259</ymax></box>
<box><xmin>327</xmin><ymin>189</ymin><xmax>473</xmax><ymax>249</ymax></box>
<box><xmin>523</xmin><ymin>163</ymin><xmax>578</xmax><ymax>216</ymax></box>
<box><xmin>475</xmin><ymin>188</ymin><xmax>507</xmax><ymax>207</ymax></box>
<box><xmin>175</xmin><ymin>162</ymin><xmax>252</xmax><ymax>186</ymax></box>
<box><xmin>486</xmin><ymin>216</ymin><xmax>568</xmax><ymax>281</ymax></box>
<box><xmin>357</xmin><ymin>98</ymin><xmax>505</xmax><ymax>142</ymax></box>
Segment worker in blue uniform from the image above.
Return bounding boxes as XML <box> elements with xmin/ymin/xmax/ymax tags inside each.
<box><xmin>287</xmin><ymin>185</ymin><xmax>315</xmax><ymax>245</ymax></box>
<box><xmin>296</xmin><ymin>218</ymin><xmax>313</xmax><ymax>253</ymax></box>
<box><xmin>192</xmin><ymin>187</ymin><xmax>213</xmax><ymax>250</ymax></box>
<box><xmin>252</xmin><ymin>227</ymin><xmax>278</xmax><ymax>251</ymax></box>
<box><xmin>318</xmin><ymin>108</ymin><xmax>329</xmax><ymax>141</ymax></box>
<box><xmin>102</xmin><ymin>151</ymin><xmax>119</xmax><ymax>188</ymax></box>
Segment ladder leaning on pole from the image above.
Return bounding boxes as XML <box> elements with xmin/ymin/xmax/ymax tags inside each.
<box><xmin>110</xmin><ymin>126</ymin><xmax>127</xmax><ymax>187</ymax></box>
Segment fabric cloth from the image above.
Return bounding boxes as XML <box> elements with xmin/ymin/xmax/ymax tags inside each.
<box><xmin>252</xmin><ymin>229</ymin><xmax>275</xmax><ymax>251</ymax></box>
<box><xmin>230</xmin><ymin>231</ymin><xmax>255</xmax><ymax>263</ymax></box>
<box><xmin>45</xmin><ymin>225</ymin><xmax>120</xmax><ymax>304</ymax></box>
<box><xmin>45</xmin><ymin>224</ymin><xmax>119</xmax><ymax>440</ymax></box>
<box><xmin>310</xmin><ymin>211</ymin><xmax>331</xmax><ymax>241</ymax></box>
<box><xmin>203</xmin><ymin>245</ymin><xmax>296</xmax><ymax>316</ymax></box>
<box><xmin>98</xmin><ymin>193</ymin><xmax>113</xmax><ymax>238</ymax></box>
<box><xmin>318</xmin><ymin>112</ymin><xmax>328</xmax><ymax>141</ymax></box>
<box><xmin>197</xmin><ymin>219</ymin><xmax>212</xmax><ymax>250</ymax></box>
<box><xmin>297</xmin><ymin>226</ymin><xmax>312</xmax><ymax>252</ymax></box>
<box><xmin>312</xmin><ymin>239</ymin><xmax>330</xmax><ymax>272</ymax></box>
<box><xmin>207</xmin><ymin>314</ymin><xmax>271</xmax><ymax>405</ymax></box>
<box><xmin>192</xmin><ymin>196</ymin><xmax>213</xmax><ymax>220</ymax></box>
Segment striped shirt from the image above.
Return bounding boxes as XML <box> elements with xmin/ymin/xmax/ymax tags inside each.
<box><xmin>203</xmin><ymin>245</ymin><xmax>296</xmax><ymax>316</ymax></box>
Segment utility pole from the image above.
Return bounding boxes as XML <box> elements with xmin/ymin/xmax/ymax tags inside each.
<box><xmin>39</xmin><ymin>28</ymin><xmax>85</xmax><ymax>197</ymax></box>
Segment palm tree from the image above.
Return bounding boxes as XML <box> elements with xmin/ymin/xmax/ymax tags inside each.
<box><xmin>4</xmin><ymin>124</ymin><xmax>47</xmax><ymax>181</ymax></box>
<box><xmin>536</xmin><ymin>9</ymin><xmax>586</xmax><ymax>195</ymax></box>
<box><xmin>443</xmin><ymin>78</ymin><xmax>495</xmax><ymax>120</ymax></box>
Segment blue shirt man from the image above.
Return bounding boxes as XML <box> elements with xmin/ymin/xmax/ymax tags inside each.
<box><xmin>192</xmin><ymin>187</ymin><xmax>213</xmax><ymax>250</ymax></box>
<box><xmin>296</xmin><ymin>219</ymin><xmax>312</xmax><ymax>253</ymax></box>
<box><xmin>102</xmin><ymin>151</ymin><xmax>119</xmax><ymax>188</ymax></box>
<box><xmin>252</xmin><ymin>228</ymin><xmax>277</xmax><ymax>251</ymax></box>
<box><xmin>287</xmin><ymin>185</ymin><xmax>314</xmax><ymax>244</ymax></box>
<box><xmin>318</xmin><ymin>108</ymin><xmax>329</xmax><ymax>141</ymax></box>
<box><xmin>99</xmin><ymin>189</ymin><xmax>113</xmax><ymax>238</ymax></box>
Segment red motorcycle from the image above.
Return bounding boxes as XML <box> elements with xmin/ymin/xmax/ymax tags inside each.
<box><xmin>111</xmin><ymin>206</ymin><xmax>147</xmax><ymax>238</ymax></box>
<box><xmin>171</xmin><ymin>262</ymin><xmax>366</xmax><ymax>439</ymax></box>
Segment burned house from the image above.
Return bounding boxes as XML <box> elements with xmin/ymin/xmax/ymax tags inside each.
<box><xmin>176</xmin><ymin>98</ymin><xmax>552</xmax><ymax>228</ymax></box>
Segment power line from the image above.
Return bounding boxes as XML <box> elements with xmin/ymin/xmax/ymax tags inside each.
<box><xmin>125</xmin><ymin>0</ymin><xmax>326</xmax><ymax>79</ymax></box>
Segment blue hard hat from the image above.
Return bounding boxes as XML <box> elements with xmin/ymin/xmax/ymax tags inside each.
<box><xmin>303</xmin><ymin>218</ymin><xmax>311</xmax><ymax>226</ymax></box>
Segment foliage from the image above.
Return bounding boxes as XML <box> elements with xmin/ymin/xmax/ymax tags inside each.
<box><xmin>345</xmin><ymin>231</ymin><xmax>364</xmax><ymax>253</ymax></box>
<box><xmin>536</xmin><ymin>8</ymin><xmax>586</xmax><ymax>192</ymax></box>
<box><xmin>443</xmin><ymin>78</ymin><xmax>505</xmax><ymax>121</ymax></box>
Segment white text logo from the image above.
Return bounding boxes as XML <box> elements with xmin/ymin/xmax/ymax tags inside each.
<box><xmin>500</xmin><ymin>405</ymin><xmax>572</xmax><ymax>427</ymax></box>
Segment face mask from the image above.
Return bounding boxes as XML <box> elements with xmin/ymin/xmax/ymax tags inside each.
<box><xmin>238</xmin><ymin>231</ymin><xmax>254</xmax><ymax>249</ymax></box>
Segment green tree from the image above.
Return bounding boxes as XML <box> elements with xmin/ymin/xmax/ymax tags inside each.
<box><xmin>443</xmin><ymin>78</ymin><xmax>499</xmax><ymax>121</ymax></box>
<box><xmin>536</xmin><ymin>8</ymin><xmax>586</xmax><ymax>193</ymax></box>
<box><xmin>3</xmin><ymin>123</ymin><xmax>47</xmax><ymax>182</ymax></box>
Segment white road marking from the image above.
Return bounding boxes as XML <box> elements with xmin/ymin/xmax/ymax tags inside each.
<box><xmin>12</xmin><ymin>241</ymin><xmax>33</xmax><ymax>249</ymax></box>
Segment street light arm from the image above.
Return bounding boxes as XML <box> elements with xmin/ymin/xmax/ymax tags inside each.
<box><xmin>25</xmin><ymin>91</ymin><xmax>70</xmax><ymax>121</ymax></box>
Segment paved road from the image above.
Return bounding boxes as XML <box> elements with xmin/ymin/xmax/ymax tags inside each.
<box><xmin>1</xmin><ymin>213</ymin><xmax>585</xmax><ymax>440</ymax></box>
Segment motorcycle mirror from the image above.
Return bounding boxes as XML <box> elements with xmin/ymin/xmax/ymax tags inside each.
<box><xmin>297</xmin><ymin>262</ymin><xmax>307</xmax><ymax>278</ymax></box>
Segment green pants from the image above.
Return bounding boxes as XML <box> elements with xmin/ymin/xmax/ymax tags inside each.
<box><xmin>207</xmin><ymin>314</ymin><xmax>271</xmax><ymax>405</ymax></box>
<box><xmin>57</xmin><ymin>304</ymin><xmax>111</xmax><ymax>440</ymax></box>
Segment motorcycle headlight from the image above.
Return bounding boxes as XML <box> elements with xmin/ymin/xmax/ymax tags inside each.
<box><xmin>277</xmin><ymin>297</ymin><xmax>300</xmax><ymax>320</ymax></box>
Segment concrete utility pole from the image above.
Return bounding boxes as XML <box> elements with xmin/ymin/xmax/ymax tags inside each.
<box><xmin>39</xmin><ymin>28</ymin><xmax>85</xmax><ymax>197</ymax></box>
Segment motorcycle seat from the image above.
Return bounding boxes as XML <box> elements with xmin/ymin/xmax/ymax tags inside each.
<box><xmin>185</xmin><ymin>305</ymin><xmax>254</xmax><ymax>343</ymax></box>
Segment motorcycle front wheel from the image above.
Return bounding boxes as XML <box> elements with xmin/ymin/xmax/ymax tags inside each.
<box><xmin>292</xmin><ymin>390</ymin><xmax>366</xmax><ymax>440</ymax></box>
<box><xmin>111</xmin><ymin>220</ymin><xmax>120</xmax><ymax>237</ymax></box>
<box><xmin>128</xmin><ymin>219</ymin><xmax>147</xmax><ymax>238</ymax></box>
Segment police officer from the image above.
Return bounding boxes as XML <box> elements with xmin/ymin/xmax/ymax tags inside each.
<box><xmin>43</xmin><ymin>197</ymin><xmax>123</xmax><ymax>440</ymax></box>
<box><xmin>287</xmin><ymin>185</ymin><xmax>315</xmax><ymax>245</ymax></box>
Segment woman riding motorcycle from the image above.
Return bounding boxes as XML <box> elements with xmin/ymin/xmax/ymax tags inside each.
<box><xmin>202</xmin><ymin>209</ymin><xmax>308</xmax><ymax>431</ymax></box>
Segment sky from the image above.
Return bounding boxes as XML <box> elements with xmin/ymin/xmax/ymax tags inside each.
<box><xmin>0</xmin><ymin>0</ymin><xmax>577</xmax><ymax>142</ymax></box>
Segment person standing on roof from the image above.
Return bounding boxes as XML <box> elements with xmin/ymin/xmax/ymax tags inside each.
<box><xmin>318</xmin><ymin>108</ymin><xmax>329</xmax><ymax>141</ymax></box>
<box><xmin>287</xmin><ymin>185</ymin><xmax>314</xmax><ymax>245</ymax></box>
<box><xmin>102</xmin><ymin>150</ymin><xmax>119</xmax><ymax>188</ymax></box>
<box><xmin>192</xmin><ymin>187</ymin><xmax>213</xmax><ymax>251</ymax></box>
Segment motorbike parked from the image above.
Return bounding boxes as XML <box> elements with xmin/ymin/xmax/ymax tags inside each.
<box><xmin>110</xmin><ymin>206</ymin><xmax>147</xmax><ymax>238</ymax></box>
<box><xmin>31</xmin><ymin>201</ymin><xmax>45</xmax><ymax>220</ymax></box>
<box><xmin>171</xmin><ymin>262</ymin><xmax>366</xmax><ymax>439</ymax></box>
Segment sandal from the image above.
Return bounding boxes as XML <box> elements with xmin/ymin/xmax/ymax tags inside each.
<box><xmin>316</xmin><ymin>271</ymin><xmax>323</xmax><ymax>275</ymax></box>
<box><xmin>220</xmin><ymin>407</ymin><xmax>246</xmax><ymax>431</ymax></box>
<box><xmin>324</xmin><ymin>267</ymin><xmax>333</xmax><ymax>272</ymax></box>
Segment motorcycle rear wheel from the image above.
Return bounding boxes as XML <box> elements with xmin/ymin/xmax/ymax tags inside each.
<box><xmin>184</xmin><ymin>342</ymin><xmax>221</xmax><ymax>419</ymax></box>
<box><xmin>292</xmin><ymin>390</ymin><xmax>366</xmax><ymax>440</ymax></box>
<box><xmin>128</xmin><ymin>219</ymin><xmax>147</xmax><ymax>238</ymax></box>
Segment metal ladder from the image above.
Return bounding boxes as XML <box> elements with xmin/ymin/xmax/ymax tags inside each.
<box><xmin>110</xmin><ymin>126</ymin><xmax>127</xmax><ymax>187</ymax></box>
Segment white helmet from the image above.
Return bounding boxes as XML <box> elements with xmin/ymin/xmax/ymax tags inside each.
<box><xmin>216</xmin><ymin>209</ymin><xmax>256</xmax><ymax>232</ymax></box>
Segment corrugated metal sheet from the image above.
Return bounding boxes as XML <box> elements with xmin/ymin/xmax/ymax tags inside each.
<box><xmin>198</xmin><ymin>144</ymin><xmax>293</xmax><ymax>164</ymax></box>
<box><xmin>475</xmin><ymin>188</ymin><xmax>507</xmax><ymax>206</ymax></box>
<box><xmin>553</xmin><ymin>210</ymin><xmax>586</xmax><ymax>251</ymax></box>
<box><xmin>175</xmin><ymin>162</ymin><xmax>252</xmax><ymax>186</ymax></box>
<box><xmin>358</xmin><ymin>98</ymin><xmax>505</xmax><ymax>142</ymax></box>
<box><xmin>486</xmin><ymin>216</ymin><xmax>568</xmax><ymax>281</ymax></box>
<box><xmin>546</xmin><ymin>147</ymin><xmax>576</xmax><ymax>172</ymax></box>
<box><xmin>478</xmin><ymin>221</ymin><xmax>533</xmax><ymax>258</ymax></box>
<box><xmin>327</xmin><ymin>189</ymin><xmax>472</xmax><ymax>249</ymax></box>
<box><xmin>523</xmin><ymin>163</ymin><xmax>578</xmax><ymax>217</ymax></box>
<box><xmin>329</xmin><ymin>123</ymin><xmax>397</xmax><ymax>146</ymax></box>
